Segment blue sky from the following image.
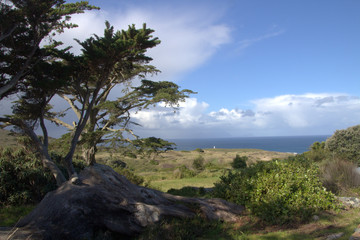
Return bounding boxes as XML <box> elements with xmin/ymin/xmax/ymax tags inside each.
<box><xmin>2</xmin><ymin>0</ymin><xmax>360</xmax><ymax>139</ymax></box>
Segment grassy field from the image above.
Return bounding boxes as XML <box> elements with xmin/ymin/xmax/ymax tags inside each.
<box><xmin>96</xmin><ymin>148</ymin><xmax>294</xmax><ymax>191</ymax></box>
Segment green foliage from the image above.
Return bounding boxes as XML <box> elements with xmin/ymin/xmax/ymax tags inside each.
<box><xmin>133</xmin><ymin>137</ymin><xmax>176</xmax><ymax>159</ymax></box>
<box><xmin>213</xmin><ymin>156</ymin><xmax>337</xmax><ymax>224</ymax></box>
<box><xmin>173</xmin><ymin>165</ymin><xmax>197</xmax><ymax>179</ymax></box>
<box><xmin>113</xmin><ymin>167</ymin><xmax>144</xmax><ymax>186</ymax></box>
<box><xmin>192</xmin><ymin>156</ymin><xmax>205</xmax><ymax>171</ymax></box>
<box><xmin>325</xmin><ymin>125</ymin><xmax>360</xmax><ymax>163</ymax></box>
<box><xmin>231</xmin><ymin>155</ymin><xmax>247</xmax><ymax>169</ymax></box>
<box><xmin>194</xmin><ymin>148</ymin><xmax>204</xmax><ymax>153</ymax></box>
<box><xmin>0</xmin><ymin>148</ymin><xmax>57</xmax><ymax>206</ymax></box>
<box><xmin>304</xmin><ymin>141</ymin><xmax>328</xmax><ymax>162</ymax></box>
<box><xmin>0</xmin><ymin>0</ymin><xmax>98</xmax><ymax>99</ymax></box>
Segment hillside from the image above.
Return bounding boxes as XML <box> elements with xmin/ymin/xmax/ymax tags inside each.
<box><xmin>0</xmin><ymin>129</ymin><xmax>19</xmax><ymax>147</ymax></box>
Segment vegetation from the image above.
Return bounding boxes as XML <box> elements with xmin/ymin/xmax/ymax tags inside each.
<box><xmin>325</xmin><ymin>124</ymin><xmax>360</xmax><ymax>163</ymax></box>
<box><xmin>2</xmin><ymin>0</ymin><xmax>360</xmax><ymax>237</ymax></box>
<box><xmin>0</xmin><ymin>0</ymin><xmax>193</xmax><ymax>188</ymax></box>
<box><xmin>192</xmin><ymin>155</ymin><xmax>205</xmax><ymax>171</ymax></box>
<box><xmin>133</xmin><ymin>137</ymin><xmax>176</xmax><ymax>160</ymax></box>
<box><xmin>231</xmin><ymin>154</ymin><xmax>248</xmax><ymax>169</ymax></box>
<box><xmin>320</xmin><ymin>157</ymin><xmax>360</xmax><ymax>196</ymax></box>
<box><xmin>213</xmin><ymin>156</ymin><xmax>337</xmax><ymax>224</ymax></box>
<box><xmin>0</xmin><ymin>147</ymin><xmax>56</xmax><ymax>206</ymax></box>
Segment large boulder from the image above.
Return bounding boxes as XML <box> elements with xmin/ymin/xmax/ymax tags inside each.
<box><xmin>15</xmin><ymin>164</ymin><xmax>244</xmax><ymax>239</ymax></box>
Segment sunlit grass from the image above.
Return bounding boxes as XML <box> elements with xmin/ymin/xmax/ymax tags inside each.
<box><xmin>150</xmin><ymin>176</ymin><xmax>220</xmax><ymax>192</ymax></box>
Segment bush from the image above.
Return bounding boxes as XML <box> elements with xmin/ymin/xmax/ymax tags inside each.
<box><xmin>192</xmin><ymin>156</ymin><xmax>205</xmax><ymax>171</ymax></box>
<box><xmin>212</xmin><ymin>156</ymin><xmax>337</xmax><ymax>224</ymax></box>
<box><xmin>320</xmin><ymin>158</ymin><xmax>360</xmax><ymax>195</ymax></box>
<box><xmin>194</xmin><ymin>148</ymin><xmax>204</xmax><ymax>153</ymax></box>
<box><xmin>305</xmin><ymin>141</ymin><xmax>329</xmax><ymax>162</ymax></box>
<box><xmin>173</xmin><ymin>165</ymin><xmax>196</xmax><ymax>179</ymax></box>
<box><xmin>0</xmin><ymin>147</ymin><xmax>57</xmax><ymax>206</ymax></box>
<box><xmin>231</xmin><ymin>155</ymin><xmax>247</xmax><ymax>169</ymax></box>
<box><xmin>325</xmin><ymin>125</ymin><xmax>360</xmax><ymax>163</ymax></box>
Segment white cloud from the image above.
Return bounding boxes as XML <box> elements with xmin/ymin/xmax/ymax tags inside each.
<box><xmin>132</xmin><ymin>93</ymin><xmax>360</xmax><ymax>138</ymax></box>
<box><xmin>54</xmin><ymin>6</ymin><xmax>231</xmax><ymax>82</ymax></box>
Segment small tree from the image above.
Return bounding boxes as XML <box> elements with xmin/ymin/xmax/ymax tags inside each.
<box><xmin>231</xmin><ymin>155</ymin><xmax>247</xmax><ymax>169</ymax></box>
<box><xmin>133</xmin><ymin>137</ymin><xmax>175</xmax><ymax>159</ymax></box>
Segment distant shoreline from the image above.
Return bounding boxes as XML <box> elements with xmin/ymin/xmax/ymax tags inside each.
<box><xmin>168</xmin><ymin>135</ymin><xmax>330</xmax><ymax>153</ymax></box>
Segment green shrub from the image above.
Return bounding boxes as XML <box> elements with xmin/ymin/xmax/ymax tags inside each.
<box><xmin>305</xmin><ymin>141</ymin><xmax>329</xmax><ymax>162</ymax></box>
<box><xmin>231</xmin><ymin>155</ymin><xmax>247</xmax><ymax>169</ymax></box>
<box><xmin>192</xmin><ymin>156</ymin><xmax>205</xmax><ymax>171</ymax></box>
<box><xmin>0</xmin><ymin>147</ymin><xmax>57</xmax><ymax>206</ymax></box>
<box><xmin>194</xmin><ymin>148</ymin><xmax>204</xmax><ymax>153</ymax></box>
<box><xmin>173</xmin><ymin>165</ymin><xmax>196</xmax><ymax>179</ymax></box>
<box><xmin>325</xmin><ymin>125</ymin><xmax>360</xmax><ymax>163</ymax></box>
<box><xmin>212</xmin><ymin>156</ymin><xmax>337</xmax><ymax>224</ymax></box>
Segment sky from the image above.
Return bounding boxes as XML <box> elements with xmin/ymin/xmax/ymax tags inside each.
<box><xmin>2</xmin><ymin>0</ymin><xmax>360</xmax><ymax>139</ymax></box>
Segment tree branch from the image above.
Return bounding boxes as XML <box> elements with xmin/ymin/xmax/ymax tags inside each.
<box><xmin>60</xmin><ymin>95</ymin><xmax>82</xmax><ymax>120</ymax></box>
<box><xmin>47</xmin><ymin>117</ymin><xmax>74</xmax><ymax>130</ymax></box>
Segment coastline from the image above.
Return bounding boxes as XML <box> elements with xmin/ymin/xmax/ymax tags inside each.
<box><xmin>169</xmin><ymin>135</ymin><xmax>330</xmax><ymax>153</ymax></box>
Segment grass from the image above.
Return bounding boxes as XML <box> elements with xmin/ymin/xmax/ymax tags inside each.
<box><xmin>136</xmin><ymin>207</ymin><xmax>360</xmax><ymax>240</ymax></box>
<box><xmin>98</xmin><ymin>148</ymin><xmax>293</xmax><ymax>187</ymax></box>
<box><xmin>150</xmin><ymin>176</ymin><xmax>220</xmax><ymax>192</ymax></box>
<box><xmin>0</xmin><ymin>205</ymin><xmax>35</xmax><ymax>227</ymax></box>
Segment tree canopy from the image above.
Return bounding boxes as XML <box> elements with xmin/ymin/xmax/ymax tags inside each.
<box><xmin>0</xmin><ymin>0</ymin><xmax>98</xmax><ymax>99</ymax></box>
<box><xmin>0</xmin><ymin>2</ymin><xmax>194</xmax><ymax>186</ymax></box>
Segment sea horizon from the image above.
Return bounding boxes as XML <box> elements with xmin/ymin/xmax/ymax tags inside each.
<box><xmin>168</xmin><ymin>135</ymin><xmax>331</xmax><ymax>154</ymax></box>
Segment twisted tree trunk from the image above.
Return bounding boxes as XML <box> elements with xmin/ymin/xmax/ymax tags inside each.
<box><xmin>15</xmin><ymin>164</ymin><xmax>244</xmax><ymax>239</ymax></box>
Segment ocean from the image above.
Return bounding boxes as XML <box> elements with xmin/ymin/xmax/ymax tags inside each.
<box><xmin>169</xmin><ymin>135</ymin><xmax>331</xmax><ymax>154</ymax></box>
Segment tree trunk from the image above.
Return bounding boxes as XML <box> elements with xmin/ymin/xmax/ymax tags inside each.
<box><xmin>41</xmin><ymin>153</ymin><xmax>67</xmax><ymax>186</ymax></box>
<box><xmin>15</xmin><ymin>164</ymin><xmax>244</xmax><ymax>240</ymax></box>
<box><xmin>82</xmin><ymin>145</ymin><xmax>97</xmax><ymax>165</ymax></box>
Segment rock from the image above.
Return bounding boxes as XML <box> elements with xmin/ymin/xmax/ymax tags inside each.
<box><xmin>14</xmin><ymin>164</ymin><xmax>244</xmax><ymax>240</ymax></box>
<box><xmin>325</xmin><ymin>232</ymin><xmax>344</xmax><ymax>240</ymax></box>
<box><xmin>312</xmin><ymin>215</ymin><xmax>320</xmax><ymax>221</ymax></box>
<box><xmin>337</xmin><ymin>197</ymin><xmax>360</xmax><ymax>208</ymax></box>
<box><xmin>350</xmin><ymin>231</ymin><xmax>360</xmax><ymax>240</ymax></box>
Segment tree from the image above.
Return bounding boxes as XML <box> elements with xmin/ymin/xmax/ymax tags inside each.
<box><xmin>0</xmin><ymin>0</ymin><xmax>98</xmax><ymax>99</ymax></box>
<box><xmin>1</xmin><ymin>19</ymin><xmax>193</xmax><ymax>185</ymax></box>
<box><xmin>48</xmin><ymin>22</ymin><xmax>193</xmax><ymax>165</ymax></box>
<box><xmin>0</xmin><ymin>50</ymin><xmax>77</xmax><ymax>185</ymax></box>
<box><xmin>133</xmin><ymin>137</ymin><xmax>175</xmax><ymax>159</ymax></box>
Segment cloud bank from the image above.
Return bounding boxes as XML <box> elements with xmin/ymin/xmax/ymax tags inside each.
<box><xmin>132</xmin><ymin>93</ymin><xmax>360</xmax><ymax>139</ymax></box>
